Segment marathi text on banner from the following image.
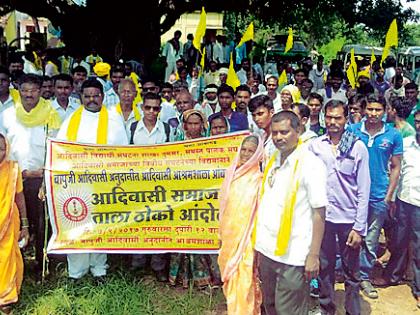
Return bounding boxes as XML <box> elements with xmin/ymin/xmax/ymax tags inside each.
<box><xmin>45</xmin><ymin>132</ymin><xmax>248</xmax><ymax>254</ymax></box>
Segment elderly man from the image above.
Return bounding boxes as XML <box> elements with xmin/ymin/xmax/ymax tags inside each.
<box><xmin>195</xmin><ymin>84</ymin><xmax>221</xmax><ymax>119</ymax></box>
<box><xmin>255</xmin><ymin>111</ymin><xmax>328</xmax><ymax>315</ymax></box>
<box><xmin>0</xmin><ymin>74</ymin><xmax>61</xmax><ymax>275</ymax></box>
<box><xmin>57</xmin><ymin>78</ymin><xmax>128</xmax><ymax>281</ymax></box>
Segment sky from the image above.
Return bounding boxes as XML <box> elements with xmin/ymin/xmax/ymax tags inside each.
<box><xmin>402</xmin><ymin>0</ymin><xmax>420</xmax><ymax>14</ymax></box>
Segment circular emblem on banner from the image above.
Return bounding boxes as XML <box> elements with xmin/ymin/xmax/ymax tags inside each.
<box><xmin>63</xmin><ymin>197</ymin><xmax>88</xmax><ymax>222</ymax></box>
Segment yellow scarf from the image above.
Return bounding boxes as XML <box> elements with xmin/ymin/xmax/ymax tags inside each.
<box><xmin>47</xmin><ymin>61</ymin><xmax>59</xmax><ymax>76</ymax></box>
<box><xmin>128</xmin><ymin>72</ymin><xmax>143</xmax><ymax>104</ymax></box>
<box><xmin>115</xmin><ymin>102</ymin><xmax>141</xmax><ymax>121</ymax></box>
<box><xmin>252</xmin><ymin>141</ymin><xmax>302</xmax><ymax>256</ymax></box>
<box><xmin>15</xmin><ymin>98</ymin><xmax>61</xmax><ymax>129</ymax></box>
<box><xmin>9</xmin><ymin>88</ymin><xmax>20</xmax><ymax>104</ymax></box>
<box><xmin>61</xmin><ymin>57</ymin><xmax>70</xmax><ymax>73</ymax></box>
<box><xmin>66</xmin><ymin>106</ymin><xmax>108</xmax><ymax>144</ymax></box>
<box><xmin>33</xmin><ymin>51</ymin><xmax>43</xmax><ymax>70</ymax></box>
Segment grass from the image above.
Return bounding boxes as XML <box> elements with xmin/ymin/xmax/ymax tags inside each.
<box><xmin>15</xmin><ymin>256</ymin><xmax>226</xmax><ymax>315</ymax></box>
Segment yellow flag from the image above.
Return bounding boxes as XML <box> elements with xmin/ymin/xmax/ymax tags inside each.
<box><xmin>381</xmin><ymin>19</ymin><xmax>398</xmax><ymax>63</ymax></box>
<box><xmin>199</xmin><ymin>49</ymin><xmax>206</xmax><ymax>77</ymax></box>
<box><xmin>226</xmin><ymin>52</ymin><xmax>240</xmax><ymax>90</ymax></box>
<box><xmin>278</xmin><ymin>70</ymin><xmax>288</xmax><ymax>87</ymax></box>
<box><xmin>5</xmin><ymin>11</ymin><xmax>17</xmax><ymax>45</ymax></box>
<box><xmin>236</xmin><ymin>22</ymin><xmax>254</xmax><ymax>48</ymax></box>
<box><xmin>370</xmin><ymin>49</ymin><xmax>377</xmax><ymax>67</ymax></box>
<box><xmin>284</xmin><ymin>28</ymin><xmax>293</xmax><ymax>53</ymax></box>
<box><xmin>346</xmin><ymin>48</ymin><xmax>357</xmax><ymax>89</ymax></box>
<box><xmin>193</xmin><ymin>7</ymin><xmax>207</xmax><ymax>52</ymax></box>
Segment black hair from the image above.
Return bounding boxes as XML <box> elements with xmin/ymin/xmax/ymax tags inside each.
<box><xmin>324</xmin><ymin>99</ymin><xmax>349</xmax><ymax>117</ymax></box>
<box><xmin>143</xmin><ymin>92</ymin><xmax>161</xmax><ymax>103</ymax></box>
<box><xmin>18</xmin><ymin>74</ymin><xmax>42</xmax><ymax>88</ymax></box>
<box><xmin>307</xmin><ymin>92</ymin><xmax>323</xmax><ymax>104</ymax></box>
<box><xmin>0</xmin><ymin>66</ymin><xmax>10</xmax><ymax>77</ymax></box>
<box><xmin>71</xmin><ymin>66</ymin><xmax>88</xmax><ymax>75</ymax></box>
<box><xmin>391</xmin><ymin>98</ymin><xmax>413</xmax><ymax>119</ymax></box>
<box><xmin>53</xmin><ymin>73</ymin><xmax>73</xmax><ymax>86</ymax></box>
<box><xmin>235</xmin><ymin>84</ymin><xmax>251</xmax><ymax>95</ymax></box>
<box><xmin>81</xmin><ymin>78</ymin><xmax>103</xmax><ymax>94</ymax></box>
<box><xmin>248</xmin><ymin>95</ymin><xmax>274</xmax><ymax>113</ymax></box>
<box><xmin>217</xmin><ymin>84</ymin><xmax>235</xmax><ymax>97</ymax></box>
<box><xmin>271</xmin><ymin>111</ymin><xmax>300</xmax><ymax>132</ymax></box>
<box><xmin>291</xmin><ymin>103</ymin><xmax>310</xmax><ymax>119</ymax></box>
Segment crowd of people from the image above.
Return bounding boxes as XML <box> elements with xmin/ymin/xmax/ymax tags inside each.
<box><xmin>0</xmin><ymin>29</ymin><xmax>419</xmax><ymax>315</ymax></box>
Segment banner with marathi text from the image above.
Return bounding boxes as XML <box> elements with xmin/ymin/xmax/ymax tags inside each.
<box><xmin>45</xmin><ymin>132</ymin><xmax>248</xmax><ymax>254</ymax></box>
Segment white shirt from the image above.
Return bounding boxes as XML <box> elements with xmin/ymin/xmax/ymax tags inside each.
<box><xmin>57</xmin><ymin>107</ymin><xmax>128</xmax><ymax>145</ymax></box>
<box><xmin>255</xmin><ymin>145</ymin><xmax>328</xmax><ymax>266</ymax></box>
<box><xmin>236</xmin><ymin>69</ymin><xmax>247</xmax><ymax>85</ymax></box>
<box><xmin>158</xmin><ymin>101</ymin><xmax>178</xmax><ymax>124</ymax></box>
<box><xmin>194</xmin><ymin>102</ymin><xmax>221</xmax><ymax>120</ymax></box>
<box><xmin>0</xmin><ymin>94</ymin><xmax>15</xmax><ymax>114</ymax></box>
<box><xmin>397</xmin><ymin>136</ymin><xmax>420</xmax><ymax>207</ymax></box>
<box><xmin>51</xmin><ymin>97</ymin><xmax>81</xmax><ymax>121</ymax></box>
<box><xmin>110</xmin><ymin>104</ymin><xmax>141</xmax><ymax>138</ymax></box>
<box><xmin>132</xmin><ymin>119</ymin><xmax>169</xmax><ymax>145</ymax></box>
<box><xmin>263</xmin><ymin>91</ymin><xmax>282</xmax><ymax>113</ymax></box>
<box><xmin>162</xmin><ymin>41</ymin><xmax>183</xmax><ymax>63</ymax></box>
<box><xmin>317</xmin><ymin>87</ymin><xmax>348</xmax><ymax>104</ymax></box>
<box><xmin>0</xmin><ymin>106</ymin><xmax>51</xmax><ymax>170</ymax></box>
<box><xmin>103</xmin><ymin>88</ymin><xmax>120</xmax><ymax>108</ymax></box>
<box><xmin>300</xmin><ymin>129</ymin><xmax>318</xmax><ymax>143</ymax></box>
<box><xmin>23</xmin><ymin>58</ymin><xmax>42</xmax><ymax>75</ymax></box>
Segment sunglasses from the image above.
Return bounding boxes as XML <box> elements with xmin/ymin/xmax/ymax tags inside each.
<box><xmin>143</xmin><ymin>105</ymin><xmax>161</xmax><ymax>112</ymax></box>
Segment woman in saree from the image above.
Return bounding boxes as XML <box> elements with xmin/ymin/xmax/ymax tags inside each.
<box><xmin>218</xmin><ymin>135</ymin><xmax>264</xmax><ymax>315</ymax></box>
<box><xmin>0</xmin><ymin>133</ymin><xmax>30</xmax><ymax>315</ymax></box>
<box><xmin>170</xmin><ymin>109</ymin><xmax>222</xmax><ymax>288</ymax></box>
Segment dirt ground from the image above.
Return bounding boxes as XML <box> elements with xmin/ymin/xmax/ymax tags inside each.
<box><xmin>335</xmin><ymin>283</ymin><xmax>418</xmax><ymax>315</ymax></box>
<box><xmin>210</xmin><ymin>283</ymin><xmax>418</xmax><ymax>315</ymax></box>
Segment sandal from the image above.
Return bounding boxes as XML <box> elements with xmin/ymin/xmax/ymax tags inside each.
<box><xmin>360</xmin><ymin>280</ymin><xmax>378</xmax><ymax>299</ymax></box>
<box><xmin>0</xmin><ymin>305</ymin><xmax>13</xmax><ymax>315</ymax></box>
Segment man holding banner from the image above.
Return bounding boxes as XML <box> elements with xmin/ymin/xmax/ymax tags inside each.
<box><xmin>56</xmin><ymin>78</ymin><xmax>128</xmax><ymax>281</ymax></box>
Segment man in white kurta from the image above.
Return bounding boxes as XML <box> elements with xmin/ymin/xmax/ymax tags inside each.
<box><xmin>57</xmin><ymin>78</ymin><xmax>128</xmax><ymax>279</ymax></box>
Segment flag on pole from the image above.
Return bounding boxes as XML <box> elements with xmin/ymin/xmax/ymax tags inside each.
<box><xmin>278</xmin><ymin>70</ymin><xmax>288</xmax><ymax>87</ymax></box>
<box><xmin>284</xmin><ymin>28</ymin><xmax>293</xmax><ymax>53</ymax></box>
<box><xmin>193</xmin><ymin>7</ymin><xmax>207</xmax><ymax>52</ymax></box>
<box><xmin>381</xmin><ymin>19</ymin><xmax>398</xmax><ymax>63</ymax></box>
<box><xmin>346</xmin><ymin>48</ymin><xmax>358</xmax><ymax>89</ymax></box>
<box><xmin>226</xmin><ymin>53</ymin><xmax>240</xmax><ymax>90</ymax></box>
<box><xmin>370</xmin><ymin>49</ymin><xmax>377</xmax><ymax>68</ymax></box>
<box><xmin>199</xmin><ymin>49</ymin><xmax>206</xmax><ymax>77</ymax></box>
<box><xmin>236</xmin><ymin>22</ymin><xmax>254</xmax><ymax>48</ymax></box>
<box><xmin>4</xmin><ymin>11</ymin><xmax>17</xmax><ymax>45</ymax></box>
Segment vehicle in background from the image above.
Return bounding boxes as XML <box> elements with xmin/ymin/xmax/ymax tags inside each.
<box><xmin>336</xmin><ymin>44</ymin><xmax>390</xmax><ymax>66</ymax></box>
<box><xmin>397</xmin><ymin>46</ymin><xmax>420</xmax><ymax>83</ymax></box>
<box><xmin>263</xmin><ymin>35</ymin><xmax>308</xmax><ymax>76</ymax></box>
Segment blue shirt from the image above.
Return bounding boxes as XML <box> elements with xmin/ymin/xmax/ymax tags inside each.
<box><xmin>349</xmin><ymin>122</ymin><xmax>403</xmax><ymax>202</ymax></box>
<box><xmin>208</xmin><ymin>111</ymin><xmax>249</xmax><ymax>133</ymax></box>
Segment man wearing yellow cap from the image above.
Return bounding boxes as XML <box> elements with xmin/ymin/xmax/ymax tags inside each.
<box><xmin>93</xmin><ymin>62</ymin><xmax>113</xmax><ymax>96</ymax></box>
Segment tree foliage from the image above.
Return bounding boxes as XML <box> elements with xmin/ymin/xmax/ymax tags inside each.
<box><xmin>0</xmin><ymin>0</ymin><xmax>418</xmax><ymax>70</ymax></box>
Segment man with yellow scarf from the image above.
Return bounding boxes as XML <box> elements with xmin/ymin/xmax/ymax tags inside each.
<box><xmin>56</xmin><ymin>78</ymin><xmax>128</xmax><ymax>281</ymax></box>
<box><xmin>0</xmin><ymin>73</ymin><xmax>61</xmax><ymax>275</ymax></box>
<box><xmin>254</xmin><ymin>111</ymin><xmax>328</xmax><ymax>315</ymax></box>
